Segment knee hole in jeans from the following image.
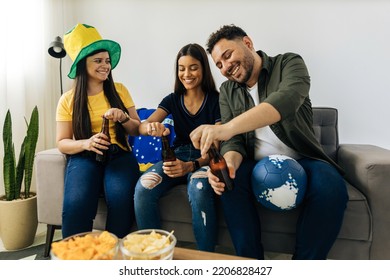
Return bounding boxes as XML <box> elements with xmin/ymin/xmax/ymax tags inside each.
<box><xmin>139</xmin><ymin>172</ymin><xmax>162</xmax><ymax>189</ymax></box>
<box><xmin>190</xmin><ymin>170</ymin><xmax>208</xmax><ymax>190</ymax></box>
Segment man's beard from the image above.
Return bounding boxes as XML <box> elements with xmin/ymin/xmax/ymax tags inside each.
<box><xmin>233</xmin><ymin>54</ymin><xmax>254</xmax><ymax>85</ymax></box>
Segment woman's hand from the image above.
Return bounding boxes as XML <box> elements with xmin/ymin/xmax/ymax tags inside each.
<box><xmin>162</xmin><ymin>159</ymin><xmax>191</xmax><ymax>178</ymax></box>
<box><xmin>103</xmin><ymin>108</ymin><xmax>127</xmax><ymax>123</ymax></box>
<box><xmin>147</xmin><ymin>122</ymin><xmax>170</xmax><ymax>137</ymax></box>
<box><xmin>85</xmin><ymin>133</ymin><xmax>110</xmax><ymax>155</ymax></box>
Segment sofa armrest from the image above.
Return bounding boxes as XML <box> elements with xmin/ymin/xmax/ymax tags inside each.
<box><xmin>338</xmin><ymin>144</ymin><xmax>390</xmax><ymax>259</ymax></box>
<box><xmin>35</xmin><ymin>148</ymin><xmax>66</xmax><ymax>226</ymax></box>
<box><xmin>338</xmin><ymin>144</ymin><xmax>390</xmax><ymax>200</ymax></box>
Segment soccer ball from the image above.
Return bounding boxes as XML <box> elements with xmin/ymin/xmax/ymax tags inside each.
<box><xmin>251</xmin><ymin>155</ymin><xmax>307</xmax><ymax>211</ymax></box>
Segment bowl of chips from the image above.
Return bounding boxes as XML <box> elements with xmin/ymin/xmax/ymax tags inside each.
<box><xmin>50</xmin><ymin>230</ymin><xmax>119</xmax><ymax>260</ymax></box>
<box><xmin>119</xmin><ymin>229</ymin><xmax>176</xmax><ymax>260</ymax></box>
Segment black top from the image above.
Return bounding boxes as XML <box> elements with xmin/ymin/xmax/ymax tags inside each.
<box><xmin>158</xmin><ymin>92</ymin><xmax>221</xmax><ymax>147</ymax></box>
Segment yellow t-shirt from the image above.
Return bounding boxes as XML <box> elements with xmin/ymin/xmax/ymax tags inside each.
<box><xmin>56</xmin><ymin>82</ymin><xmax>135</xmax><ymax>149</ymax></box>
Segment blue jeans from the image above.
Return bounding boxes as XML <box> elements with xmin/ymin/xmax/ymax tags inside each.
<box><xmin>62</xmin><ymin>145</ymin><xmax>140</xmax><ymax>239</ymax></box>
<box><xmin>134</xmin><ymin>144</ymin><xmax>217</xmax><ymax>252</ymax></box>
<box><xmin>222</xmin><ymin>157</ymin><xmax>348</xmax><ymax>260</ymax></box>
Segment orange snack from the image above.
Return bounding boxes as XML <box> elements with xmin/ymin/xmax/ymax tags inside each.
<box><xmin>51</xmin><ymin>231</ymin><xmax>118</xmax><ymax>260</ymax></box>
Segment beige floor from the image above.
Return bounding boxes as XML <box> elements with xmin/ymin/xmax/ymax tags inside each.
<box><xmin>0</xmin><ymin>223</ymin><xmax>291</xmax><ymax>260</ymax></box>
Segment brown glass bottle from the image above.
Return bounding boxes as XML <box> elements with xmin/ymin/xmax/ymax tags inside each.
<box><xmin>208</xmin><ymin>144</ymin><xmax>234</xmax><ymax>191</ymax></box>
<box><xmin>161</xmin><ymin>135</ymin><xmax>176</xmax><ymax>162</ymax></box>
<box><xmin>95</xmin><ymin>116</ymin><xmax>111</xmax><ymax>163</ymax></box>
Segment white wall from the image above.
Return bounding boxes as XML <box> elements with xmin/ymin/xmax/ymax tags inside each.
<box><xmin>59</xmin><ymin>0</ymin><xmax>390</xmax><ymax>149</ymax></box>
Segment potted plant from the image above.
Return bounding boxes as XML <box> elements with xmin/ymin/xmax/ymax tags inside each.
<box><xmin>0</xmin><ymin>106</ymin><xmax>39</xmax><ymax>250</ymax></box>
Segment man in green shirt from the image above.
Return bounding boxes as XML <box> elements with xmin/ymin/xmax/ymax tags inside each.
<box><xmin>190</xmin><ymin>25</ymin><xmax>348</xmax><ymax>259</ymax></box>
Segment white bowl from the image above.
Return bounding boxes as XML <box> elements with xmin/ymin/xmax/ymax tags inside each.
<box><xmin>119</xmin><ymin>229</ymin><xmax>176</xmax><ymax>260</ymax></box>
<box><xmin>50</xmin><ymin>231</ymin><xmax>119</xmax><ymax>260</ymax></box>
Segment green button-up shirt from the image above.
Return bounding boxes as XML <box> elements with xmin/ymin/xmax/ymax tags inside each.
<box><xmin>219</xmin><ymin>50</ymin><xmax>343</xmax><ymax>173</ymax></box>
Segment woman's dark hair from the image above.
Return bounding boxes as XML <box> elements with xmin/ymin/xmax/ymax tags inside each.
<box><xmin>72</xmin><ymin>49</ymin><xmax>129</xmax><ymax>150</ymax></box>
<box><xmin>206</xmin><ymin>24</ymin><xmax>247</xmax><ymax>54</ymax></box>
<box><xmin>174</xmin><ymin>43</ymin><xmax>218</xmax><ymax>96</ymax></box>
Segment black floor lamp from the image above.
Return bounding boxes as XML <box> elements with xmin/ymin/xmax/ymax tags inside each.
<box><xmin>48</xmin><ymin>36</ymin><xmax>66</xmax><ymax>95</ymax></box>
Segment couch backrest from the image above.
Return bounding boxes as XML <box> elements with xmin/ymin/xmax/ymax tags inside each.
<box><xmin>312</xmin><ymin>107</ymin><xmax>339</xmax><ymax>161</ymax></box>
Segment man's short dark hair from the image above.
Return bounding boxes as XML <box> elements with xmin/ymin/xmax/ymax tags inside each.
<box><xmin>206</xmin><ymin>24</ymin><xmax>247</xmax><ymax>54</ymax></box>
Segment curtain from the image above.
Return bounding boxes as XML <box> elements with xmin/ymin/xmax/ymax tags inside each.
<box><xmin>0</xmin><ymin>0</ymin><xmax>66</xmax><ymax>193</ymax></box>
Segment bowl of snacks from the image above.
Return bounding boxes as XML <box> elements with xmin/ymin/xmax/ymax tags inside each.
<box><xmin>51</xmin><ymin>230</ymin><xmax>119</xmax><ymax>260</ymax></box>
<box><xmin>119</xmin><ymin>229</ymin><xmax>176</xmax><ymax>260</ymax></box>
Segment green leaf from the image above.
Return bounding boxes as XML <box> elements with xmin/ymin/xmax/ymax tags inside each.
<box><xmin>23</xmin><ymin>106</ymin><xmax>39</xmax><ymax>197</ymax></box>
<box><xmin>15</xmin><ymin>137</ymin><xmax>26</xmax><ymax>198</ymax></box>
<box><xmin>3</xmin><ymin>110</ymin><xmax>16</xmax><ymax>200</ymax></box>
<box><xmin>2</xmin><ymin>106</ymin><xmax>39</xmax><ymax>200</ymax></box>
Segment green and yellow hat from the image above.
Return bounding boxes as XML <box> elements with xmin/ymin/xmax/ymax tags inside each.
<box><xmin>64</xmin><ymin>23</ymin><xmax>121</xmax><ymax>79</ymax></box>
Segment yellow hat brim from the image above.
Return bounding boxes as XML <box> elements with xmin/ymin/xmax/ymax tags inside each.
<box><xmin>68</xmin><ymin>39</ymin><xmax>121</xmax><ymax>79</ymax></box>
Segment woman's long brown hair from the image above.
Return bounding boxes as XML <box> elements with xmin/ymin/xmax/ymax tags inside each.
<box><xmin>72</xmin><ymin>49</ymin><xmax>129</xmax><ymax>150</ymax></box>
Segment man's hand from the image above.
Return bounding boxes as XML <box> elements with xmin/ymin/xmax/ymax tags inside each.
<box><xmin>207</xmin><ymin>168</ymin><xmax>226</xmax><ymax>195</ymax></box>
<box><xmin>191</xmin><ymin>103</ymin><xmax>282</xmax><ymax>158</ymax></box>
<box><xmin>207</xmin><ymin>150</ymin><xmax>241</xmax><ymax>195</ymax></box>
<box><xmin>208</xmin><ymin>162</ymin><xmax>236</xmax><ymax>195</ymax></box>
<box><xmin>190</xmin><ymin>124</ymin><xmax>230</xmax><ymax>158</ymax></box>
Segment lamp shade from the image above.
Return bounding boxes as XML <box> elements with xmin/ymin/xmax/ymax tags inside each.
<box><xmin>48</xmin><ymin>36</ymin><xmax>66</xmax><ymax>58</ymax></box>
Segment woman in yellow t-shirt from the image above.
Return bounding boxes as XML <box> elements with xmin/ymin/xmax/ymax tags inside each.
<box><xmin>56</xmin><ymin>23</ymin><xmax>141</xmax><ymax>239</ymax></box>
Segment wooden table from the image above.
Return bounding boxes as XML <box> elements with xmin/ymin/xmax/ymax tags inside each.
<box><xmin>173</xmin><ymin>247</ymin><xmax>253</xmax><ymax>260</ymax></box>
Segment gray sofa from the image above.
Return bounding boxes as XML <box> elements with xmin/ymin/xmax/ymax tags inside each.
<box><xmin>35</xmin><ymin>107</ymin><xmax>390</xmax><ymax>259</ymax></box>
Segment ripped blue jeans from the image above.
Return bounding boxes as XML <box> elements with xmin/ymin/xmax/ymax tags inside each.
<box><xmin>134</xmin><ymin>144</ymin><xmax>217</xmax><ymax>252</ymax></box>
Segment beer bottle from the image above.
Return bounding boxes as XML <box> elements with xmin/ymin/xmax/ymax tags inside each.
<box><xmin>96</xmin><ymin>116</ymin><xmax>111</xmax><ymax>163</ymax></box>
<box><xmin>208</xmin><ymin>143</ymin><xmax>234</xmax><ymax>191</ymax></box>
<box><xmin>161</xmin><ymin>135</ymin><xmax>176</xmax><ymax>162</ymax></box>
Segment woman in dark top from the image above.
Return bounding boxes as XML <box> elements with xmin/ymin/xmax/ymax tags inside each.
<box><xmin>134</xmin><ymin>43</ymin><xmax>221</xmax><ymax>252</ymax></box>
